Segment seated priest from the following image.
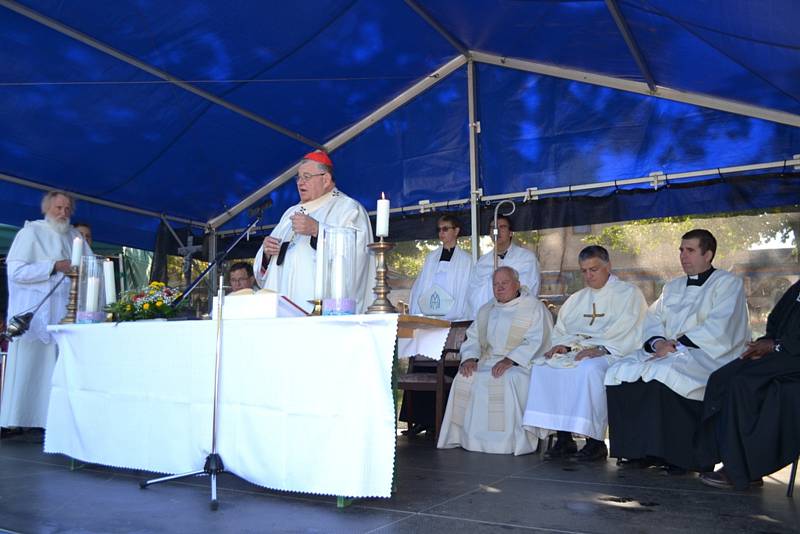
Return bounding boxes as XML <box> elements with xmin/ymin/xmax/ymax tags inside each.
<box><xmin>522</xmin><ymin>246</ymin><xmax>647</xmax><ymax>461</ymax></box>
<box><xmin>696</xmin><ymin>279</ymin><xmax>800</xmax><ymax>490</ymax></box>
<box><xmin>400</xmin><ymin>214</ymin><xmax>474</xmax><ymax>435</ymax></box>
<box><xmin>604</xmin><ymin>229</ymin><xmax>750</xmax><ymax>473</ymax></box>
<box><xmin>437</xmin><ymin>266</ymin><xmax>552</xmax><ymax>455</ymax></box>
<box><xmin>464</xmin><ymin>215</ymin><xmax>541</xmax><ymax>320</ymax></box>
<box><xmin>228</xmin><ymin>261</ymin><xmax>257</xmax><ymax>293</ymax></box>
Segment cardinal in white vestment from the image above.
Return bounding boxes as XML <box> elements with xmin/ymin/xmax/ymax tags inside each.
<box><xmin>522</xmin><ymin>246</ymin><xmax>647</xmax><ymax>461</ymax></box>
<box><xmin>253</xmin><ymin>150</ymin><xmax>375</xmax><ymax>313</ymax></box>
<box><xmin>1</xmin><ymin>191</ymin><xmax>93</xmax><ymax>429</ymax></box>
<box><xmin>464</xmin><ymin>215</ymin><xmax>541</xmax><ymax>320</ymax></box>
<box><xmin>604</xmin><ymin>229</ymin><xmax>750</xmax><ymax>471</ymax></box>
<box><xmin>437</xmin><ymin>266</ymin><xmax>552</xmax><ymax>455</ymax></box>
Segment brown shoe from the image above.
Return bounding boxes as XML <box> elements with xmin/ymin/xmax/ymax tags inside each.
<box><xmin>699</xmin><ymin>467</ymin><xmax>763</xmax><ymax>490</ymax></box>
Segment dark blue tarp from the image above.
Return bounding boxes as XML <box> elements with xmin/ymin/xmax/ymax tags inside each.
<box><xmin>1</xmin><ymin>0</ymin><xmax>798</xmax><ymax>249</ymax></box>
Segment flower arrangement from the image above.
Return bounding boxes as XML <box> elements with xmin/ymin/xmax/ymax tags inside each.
<box><xmin>107</xmin><ymin>281</ymin><xmax>187</xmax><ymax>321</ymax></box>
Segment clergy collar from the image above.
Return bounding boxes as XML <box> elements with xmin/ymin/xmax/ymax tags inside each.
<box><xmin>687</xmin><ymin>266</ymin><xmax>715</xmax><ymax>287</ymax></box>
<box><xmin>299</xmin><ymin>188</ymin><xmax>337</xmax><ymax>212</ymax></box>
<box><xmin>439</xmin><ymin>246</ymin><xmax>455</xmax><ymax>262</ymax></box>
<box><xmin>496</xmin><ymin>243</ymin><xmax>512</xmax><ymax>260</ymax></box>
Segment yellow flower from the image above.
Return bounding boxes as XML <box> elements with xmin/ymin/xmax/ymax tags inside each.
<box><xmin>156</xmin><ymin>301</ymin><xmax>163</xmax><ymax>307</ymax></box>
<box><xmin>143</xmin><ymin>303</ymin><xmax>150</xmax><ymax>310</ymax></box>
<box><xmin>126</xmin><ymin>305</ymin><xmax>132</xmax><ymax>311</ymax></box>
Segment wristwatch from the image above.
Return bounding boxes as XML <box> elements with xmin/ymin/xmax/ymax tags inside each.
<box><xmin>773</xmin><ymin>340</ymin><xmax>783</xmax><ymax>352</ymax></box>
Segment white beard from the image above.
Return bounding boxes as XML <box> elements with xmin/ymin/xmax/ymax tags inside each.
<box><xmin>45</xmin><ymin>215</ymin><xmax>71</xmax><ymax>234</ymax></box>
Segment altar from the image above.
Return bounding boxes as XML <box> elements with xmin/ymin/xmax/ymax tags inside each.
<box><xmin>44</xmin><ymin>315</ymin><xmax>399</xmax><ymax>498</ymax></box>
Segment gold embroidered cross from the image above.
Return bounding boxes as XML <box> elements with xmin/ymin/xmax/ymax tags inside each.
<box><xmin>583</xmin><ymin>303</ymin><xmax>605</xmax><ymax>326</ymax></box>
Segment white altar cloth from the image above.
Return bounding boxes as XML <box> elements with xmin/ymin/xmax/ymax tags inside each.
<box><xmin>45</xmin><ymin>314</ymin><xmax>398</xmax><ymax>498</ymax></box>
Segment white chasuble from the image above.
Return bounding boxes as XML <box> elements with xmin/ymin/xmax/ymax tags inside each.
<box><xmin>253</xmin><ymin>189</ymin><xmax>375</xmax><ymax>313</ymax></box>
<box><xmin>2</xmin><ymin>220</ymin><xmax>92</xmax><ymax>428</ymax></box>
<box><xmin>604</xmin><ymin>269</ymin><xmax>750</xmax><ymax>400</ymax></box>
<box><xmin>408</xmin><ymin>246</ymin><xmax>473</xmax><ymax>320</ymax></box>
<box><xmin>522</xmin><ymin>276</ymin><xmax>647</xmax><ymax>440</ymax></box>
<box><xmin>437</xmin><ymin>290</ymin><xmax>552</xmax><ymax>455</ymax></box>
<box><xmin>464</xmin><ymin>244</ymin><xmax>541</xmax><ymax>320</ymax></box>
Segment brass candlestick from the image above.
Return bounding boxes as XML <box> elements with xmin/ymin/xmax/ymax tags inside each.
<box><xmin>308</xmin><ymin>299</ymin><xmax>323</xmax><ymax>316</ymax></box>
<box><xmin>367</xmin><ymin>237</ymin><xmax>397</xmax><ymax>314</ymax></box>
<box><xmin>60</xmin><ymin>268</ymin><xmax>79</xmax><ymax>324</ymax></box>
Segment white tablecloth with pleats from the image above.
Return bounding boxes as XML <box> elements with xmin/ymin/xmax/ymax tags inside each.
<box><xmin>44</xmin><ymin>314</ymin><xmax>398</xmax><ymax>498</ymax></box>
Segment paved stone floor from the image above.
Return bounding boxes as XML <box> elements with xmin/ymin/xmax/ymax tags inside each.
<box><xmin>0</xmin><ymin>432</ymin><xmax>797</xmax><ymax>533</ymax></box>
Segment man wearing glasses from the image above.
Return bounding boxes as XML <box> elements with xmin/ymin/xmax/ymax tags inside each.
<box><xmin>252</xmin><ymin>150</ymin><xmax>374</xmax><ymax>313</ymax></box>
<box><xmin>408</xmin><ymin>215</ymin><xmax>473</xmax><ymax>320</ymax></box>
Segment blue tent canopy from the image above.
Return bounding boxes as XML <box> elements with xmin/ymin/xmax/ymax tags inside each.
<box><xmin>1</xmin><ymin>0</ymin><xmax>798</xmax><ymax>250</ymax></box>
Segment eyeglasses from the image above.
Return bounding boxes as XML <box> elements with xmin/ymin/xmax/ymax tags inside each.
<box><xmin>295</xmin><ymin>172</ymin><xmax>326</xmax><ymax>183</ymax></box>
<box><xmin>437</xmin><ymin>226</ymin><xmax>455</xmax><ymax>232</ymax></box>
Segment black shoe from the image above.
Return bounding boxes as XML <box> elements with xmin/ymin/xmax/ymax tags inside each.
<box><xmin>616</xmin><ymin>456</ymin><xmax>664</xmax><ymax>469</ymax></box>
<box><xmin>402</xmin><ymin>423</ymin><xmax>428</xmax><ymax>436</ymax></box>
<box><xmin>543</xmin><ymin>439</ymin><xmax>578</xmax><ymax>460</ymax></box>
<box><xmin>0</xmin><ymin>427</ymin><xmax>23</xmax><ymax>439</ymax></box>
<box><xmin>572</xmin><ymin>440</ymin><xmax>608</xmax><ymax>462</ymax></box>
<box><xmin>662</xmin><ymin>463</ymin><xmax>687</xmax><ymax>476</ymax></box>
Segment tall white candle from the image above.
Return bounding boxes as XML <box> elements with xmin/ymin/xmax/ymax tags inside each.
<box><xmin>376</xmin><ymin>192</ymin><xmax>390</xmax><ymax>237</ymax></box>
<box><xmin>70</xmin><ymin>236</ymin><xmax>83</xmax><ymax>267</ymax></box>
<box><xmin>85</xmin><ymin>276</ymin><xmax>100</xmax><ymax>313</ymax></box>
<box><xmin>103</xmin><ymin>259</ymin><xmax>117</xmax><ymax>304</ymax></box>
<box><xmin>314</xmin><ymin>230</ymin><xmax>324</xmax><ymax>300</ymax></box>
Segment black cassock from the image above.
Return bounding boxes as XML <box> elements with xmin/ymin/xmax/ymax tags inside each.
<box><xmin>695</xmin><ymin>279</ymin><xmax>800</xmax><ymax>489</ymax></box>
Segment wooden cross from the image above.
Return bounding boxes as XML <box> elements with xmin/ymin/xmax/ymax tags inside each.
<box><xmin>583</xmin><ymin>303</ymin><xmax>605</xmax><ymax>326</ymax></box>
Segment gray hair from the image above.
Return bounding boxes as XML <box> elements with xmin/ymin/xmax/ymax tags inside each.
<box><xmin>303</xmin><ymin>159</ymin><xmax>335</xmax><ymax>181</ymax></box>
<box><xmin>493</xmin><ymin>265</ymin><xmax>520</xmax><ymax>282</ymax></box>
<box><xmin>578</xmin><ymin>245</ymin><xmax>610</xmax><ymax>263</ymax></box>
<box><xmin>41</xmin><ymin>190</ymin><xmax>76</xmax><ymax>215</ymax></box>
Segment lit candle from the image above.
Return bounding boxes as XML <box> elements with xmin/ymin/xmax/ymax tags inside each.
<box><xmin>70</xmin><ymin>236</ymin><xmax>83</xmax><ymax>268</ymax></box>
<box><xmin>314</xmin><ymin>230</ymin><xmax>324</xmax><ymax>300</ymax></box>
<box><xmin>103</xmin><ymin>259</ymin><xmax>117</xmax><ymax>304</ymax></box>
<box><xmin>85</xmin><ymin>276</ymin><xmax>100</xmax><ymax>313</ymax></box>
<box><xmin>376</xmin><ymin>192</ymin><xmax>390</xmax><ymax>238</ymax></box>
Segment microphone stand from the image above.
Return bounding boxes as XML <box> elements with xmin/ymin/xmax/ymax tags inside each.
<box><xmin>140</xmin><ymin>211</ymin><xmax>264</xmax><ymax>510</ymax></box>
<box><xmin>173</xmin><ymin>215</ymin><xmax>262</xmax><ymax>309</ymax></box>
<box><xmin>493</xmin><ymin>200</ymin><xmax>516</xmax><ymax>270</ymax></box>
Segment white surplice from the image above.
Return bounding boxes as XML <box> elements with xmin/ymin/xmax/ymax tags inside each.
<box><xmin>408</xmin><ymin>246</ymin><xmax>473</xmax><ymax>320</ymax></box>
<box><xmin>522</xmin><ymin>275</ymin><xmax>647</xmax><ymax>440</ymax></box>
<box><xmin>1</xmin><ymin>220</ymin><xmax>92</xmax><ymax>428</ymax></box>
<box><xmin>604</xmin><ymin>269</ymin><xmax>750</xmax><ymax>400</ymax></box>
<box><xmin>437</xmin><ymin>290</ymin><xmax>552</xmax><ymax>455</ymax></box>
<box><xmin>253</xmin><ymin>188</ymin><xmax>375</xmax><ymax>313</ymax></box>
<box><xmin>464</xmin><ymin>243</ymin><xmax>541</xmax><ymax>320</ymax></box>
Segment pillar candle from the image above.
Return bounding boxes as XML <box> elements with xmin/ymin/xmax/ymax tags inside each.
<box><xmin>103</xmin><ymin>259</ymin><xmax>117</xmax><ymax>304</ymax></box>
<box><xmin>314</xmin><ymin>229</ymin><xmax>324</xmax><ymax>300</ymax></box>
<box><xmin>376</xmin><ymin>192</ymin><xmax>390</xmax><ymax>237</ymax></box>
<box><xmin>70</xmin><ymin>236</ymin><xmax>83</xmax><ymax>267</ymax></box>
<box><xmin>85</xmin><ymin>276</ymin><xmax>100</xmax><ymax>313</ymax></box>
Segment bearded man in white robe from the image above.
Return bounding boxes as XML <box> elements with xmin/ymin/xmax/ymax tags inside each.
<box><xmin>2</xmin><ymin>191</ymin><xmax>92</xmax><ymax>429</ymax></box>
<box><xmin>604</xmin><ymin>229</ymin><xmax>750</xmax><ymax>472</ymax></box>
<box><xmin>464</xmin><ymin>215</ymin><xmax>541</xmax><ymax>320</ymax></box>
<box><xmin>253</xmin><ymin>150</ymin><xmax>375</xmax><ymax>313</ymax></box>
<box><xmin>522</xmin><ymin>246</ymin><xmax>646</xmax><ymax>461</ymax></box>
<box><xmin>437</xmin><ymin>266</ymin><xmax>552</xmax><ymax>455</ymax></box>
<box><xmin>408</xmin><ymin>214</ymin><xmax>473</xmax><ymax>320</ymax></box>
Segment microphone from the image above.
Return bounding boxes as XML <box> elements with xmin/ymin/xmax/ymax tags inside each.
<box><xmin>247</xmin><ymin>198</ymin><xmax>273</xmax><ymax>219</ymax></box>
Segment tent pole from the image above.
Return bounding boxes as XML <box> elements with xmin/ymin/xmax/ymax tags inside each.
<box><xmin>207</xmin><ymin>228</ymin><xmax>218</xmax><ymax>311</ymax></box>
<box><xmin>467</xmin><ymin>59</ymin><xmax>481</xmax><ymax>262</ymax></box>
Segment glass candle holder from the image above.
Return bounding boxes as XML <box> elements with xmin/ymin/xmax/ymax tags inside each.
<box><xmin>77</xmin><ymin>255</ymin><xmax>106</xmax><ymax>323</ymax></box>
<box><xmin>322</xmin><ymin>227</ymin><xmax>357</xmax><ymax>315</ymax></box>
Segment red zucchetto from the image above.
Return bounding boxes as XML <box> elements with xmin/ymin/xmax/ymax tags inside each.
<box><xmin>302</xmin><ymin>150</ymin><xmax>333</xmax><ymax>167</ymax></box>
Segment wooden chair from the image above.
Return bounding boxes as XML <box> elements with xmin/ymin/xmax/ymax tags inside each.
<box><xmin>397</xmin><ymin>320</ymin><xmax>471</xmax><ymax>441</ymax></box>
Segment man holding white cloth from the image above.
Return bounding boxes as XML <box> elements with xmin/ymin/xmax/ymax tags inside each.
<box><xmin>437</xmin><ymin>266</ymin><xmax>552</xmax><ymax>455</ymax></box>
<box><xmin>522</xmin><ymin>246</ymin><xmax>647</xmax><ymax>461</ymax></box>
